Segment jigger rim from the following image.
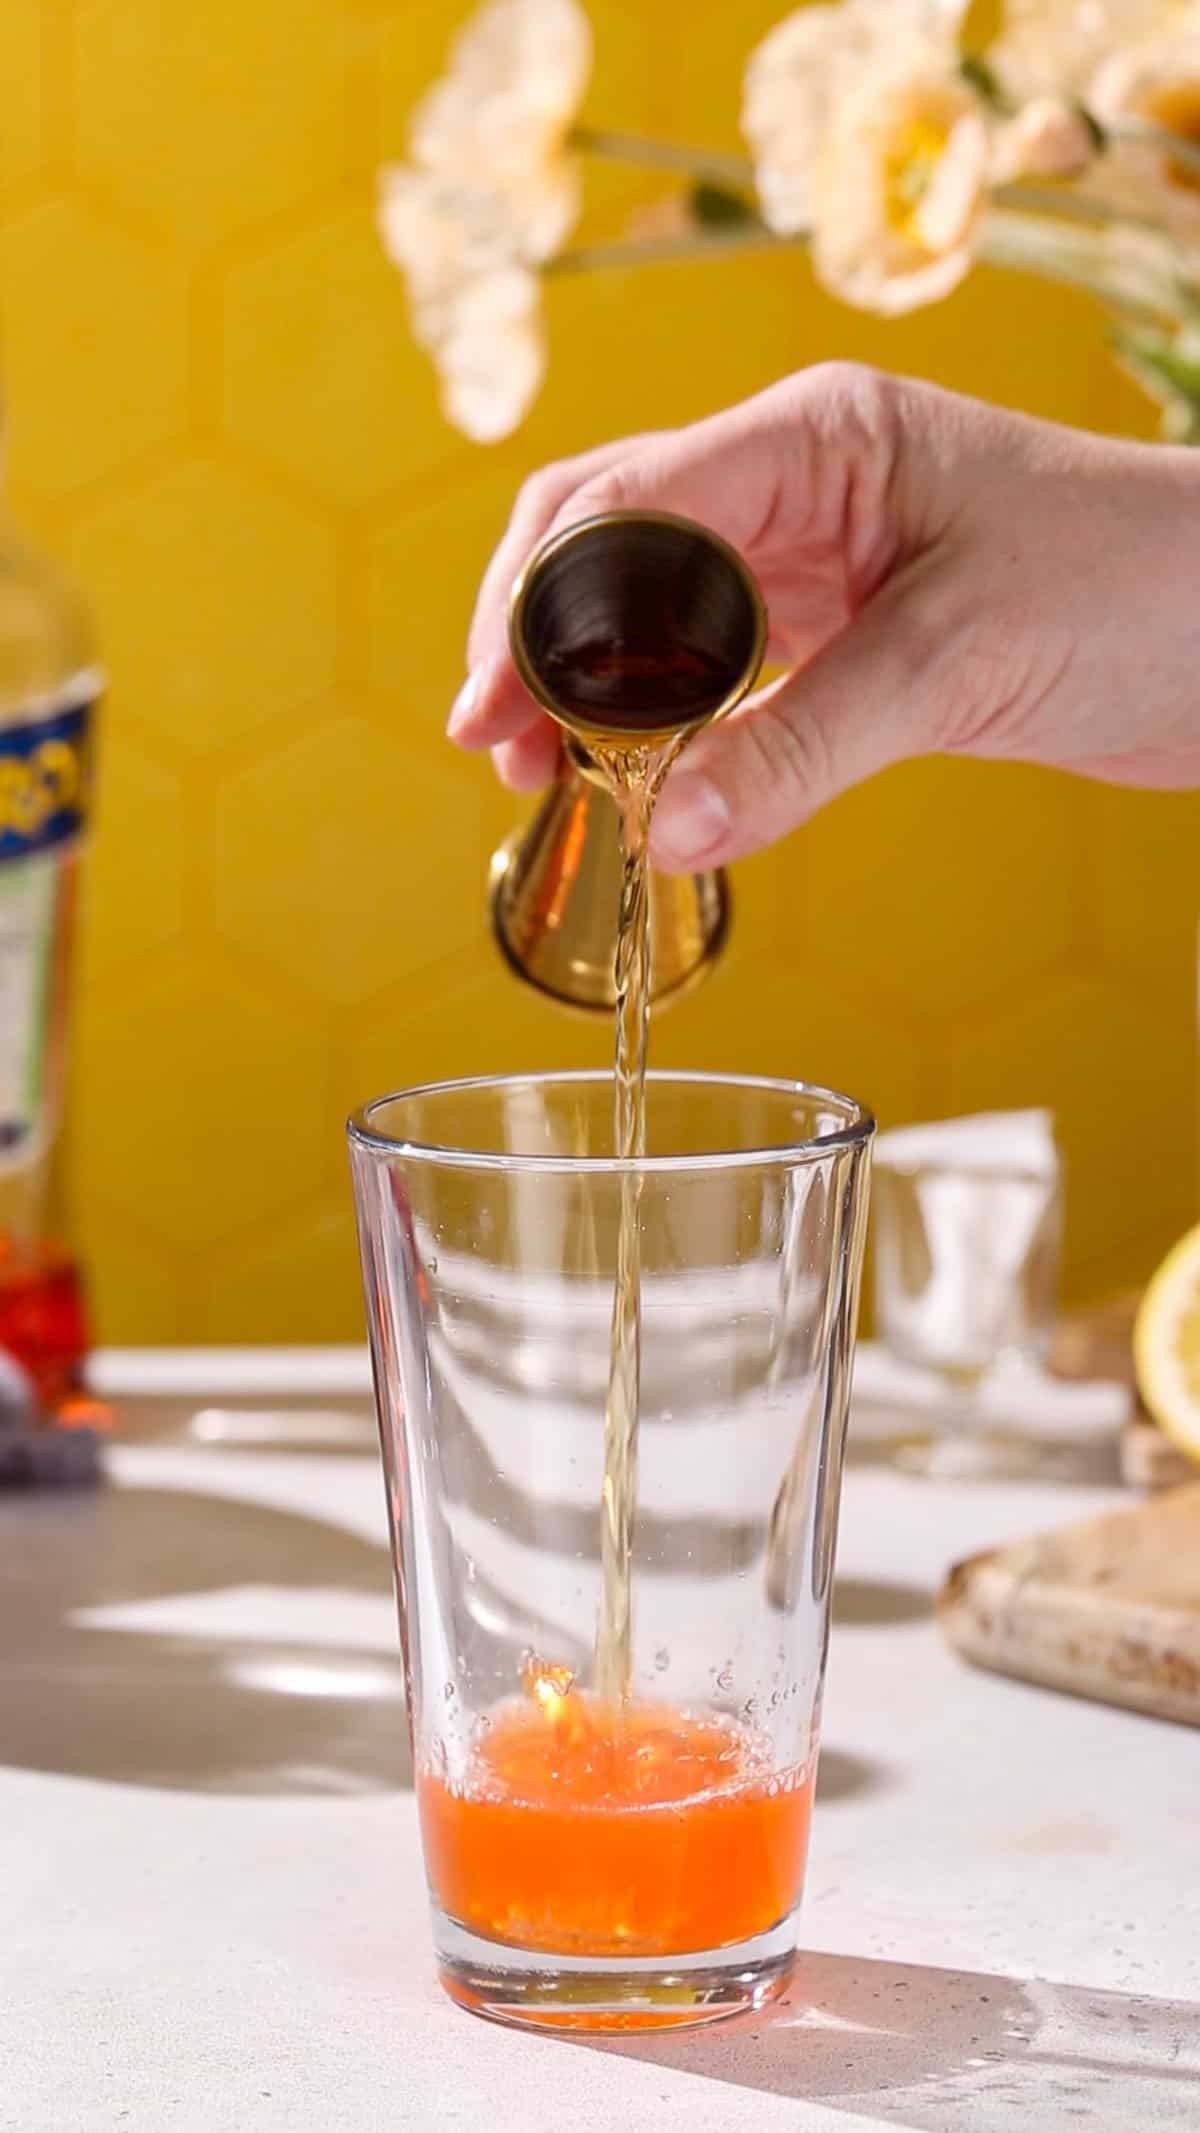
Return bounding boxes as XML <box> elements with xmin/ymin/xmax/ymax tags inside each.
<box><xmin>347</xmin><ymin>1069</ymin><xmax>874</xmax><ymax>1175</ymax></box>
<box><xmin>507</xmin><ymin>507</ymin><xmax>769</xmax><ymax>744</ymax></box>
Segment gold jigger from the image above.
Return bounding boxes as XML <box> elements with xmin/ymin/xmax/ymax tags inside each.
<box><xmin>488</xmin><ymin>509</ymin><xmax>767</xmax><ymax>1014</ymax></box>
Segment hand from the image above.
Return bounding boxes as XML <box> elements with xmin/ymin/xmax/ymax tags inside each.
<box><xmin>448</xmin><ymin>363</ymin><xmax>1200</xmax><ymax>872</ymax></box>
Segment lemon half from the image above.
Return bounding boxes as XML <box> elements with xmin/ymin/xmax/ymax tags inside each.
<box><xmin>1134</xmin><ymin>1221</ymin><xmax>1200</xmax><ymax>1465</ymax></box>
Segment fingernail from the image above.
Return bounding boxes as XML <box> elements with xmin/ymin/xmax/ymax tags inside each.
<box><xmin>649</xmin><ymin>774</ymin><xmax>732</xmax><ymax>868</ymax></box>
<box><xmin>446</xmin><ymin>668</ymin><xmax>482</xmax><ymax>740</ymax></box>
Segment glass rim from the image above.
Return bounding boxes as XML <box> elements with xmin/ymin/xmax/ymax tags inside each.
<box><xmin>346</xmin><ymin>1068</ymin><xmax>875</xmax><ymax>1176</ymax></box>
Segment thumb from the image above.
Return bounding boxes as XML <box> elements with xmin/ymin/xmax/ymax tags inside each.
<box><xmin>648</xmin><ymin>563</ymin><xmax>959</xmax><ymax>870</ymax></box>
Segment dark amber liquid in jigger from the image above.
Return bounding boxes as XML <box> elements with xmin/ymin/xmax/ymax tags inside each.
<box><xmin>539</xmin><ymin>640</ymin><xmax>738</xmax><ymax>738</ymax></box>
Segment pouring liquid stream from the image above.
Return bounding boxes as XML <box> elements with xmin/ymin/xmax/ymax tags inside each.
<box><xmin>590</xmin><ymin>729</ymin><xmax>687</xmax><ymax>1706</ymax></box>
<box><xmin>413</xmin><ymin>546</ymin><xmax>827</xmax><ymax>1984</ymax></box>
<box><xmin>416</xmin><ymin>713</ymin><xmax>821</xmax><ymax>1965</ymax></box>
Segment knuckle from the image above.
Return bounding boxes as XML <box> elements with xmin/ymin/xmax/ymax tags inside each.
<box><xmin>796</xmin><ymin>361</ymin><xmax>907</xmax><ymax>464</ymax></box>
<box><xmin>800</xmin><ymin>357</ymin><xmax>873</xmax><ymax>402</ymax></box>
<box><xmin>743</xmin><ymin>700</ymin><xmax>833</xmax><ymax>813</ymax></box>
<box><xmin>513</xmin><ymin>464</ymin><xmax>564</xmax><ymax>521</ymax></box>
<box><xmin>566</xmin><ymin>463</ymin><xmax>637</xmax><ymax>519</ymax></box>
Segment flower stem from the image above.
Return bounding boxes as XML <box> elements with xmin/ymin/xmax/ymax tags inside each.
<box><xmin>993</xmin><ymin>180</ymin><xmax>1160</xmax><ymax>230</ymax></box>
<box><xmin>1106</xmin><ymin>116</ymin><xmax>1200</xmax><ymax>181</ymax></box>
<box><xmin>982</xmin><ymin>209</ymin><xmax>1181</xmax><ymax>322</ymax></box>
<box><xmin>544</xmin><ymin>224</ymin><xmax>792</xmax><ymax>275</ymax></box>
<box><xmin>569</xmin><ymin>125</ymin><xmax>755</xmax><ymax>187</ymax></box>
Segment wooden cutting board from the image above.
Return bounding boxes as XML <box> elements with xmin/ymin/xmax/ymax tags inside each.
<box><xmin>937</xmin><ymin>1483</ymin><xmax>1200</xmax><ymax>1725</ymax></box>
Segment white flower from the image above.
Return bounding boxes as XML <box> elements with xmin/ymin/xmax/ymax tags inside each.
<box><xmin>742</xmin><ymin>0</ymin><xmax>970</xmax><ymax>234</ymax></box>
<box><xmin>436</xmin><ymin>267</ymin><xmax>545</xmax><ymax>444</ymax></box>
<box><xmin>408</xmin><ymin>0</ymin><xmax>590</xmax><ymax>256</ymax></box>
<box><xmin>812</xmin><ymin>46</ymin><xmax>992</xmax><ymax>313</ymax></box>
<box><xmin>743</xmin><ymin>5</ymin><xmax>880</xmax><ymax>234</ymax></box>
<box><xmin>992</xmin><ymin>0</ymin><xmax>1175</xmax><ymax>98</ymax></box>
<box><xmin>1089</xmin><ymin>19</ymin><xmax>1200</xmax><ymax>226</ymax></box>
<box><xmin>378</xmin><ymin>168</ymin><xmax>545</xmax><ymax>439</ymax></box>
<box><xmin>377</xmin><ymin>0</ymin><xmax>590</xmax><ymax>439</ymax></box>
<box><xmin>994</xmin><ymin>95</ymin><xmax>1099</xmax><ymax>179</ymax></box>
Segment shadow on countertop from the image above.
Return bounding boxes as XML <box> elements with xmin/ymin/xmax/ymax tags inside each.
<box><xmin>0</xmin><ymin>1484</ymin><xmax>409</xmax><ymax>1797</ymax></box>
<box><xmin>0</xmin><ymin>1474</ymin><xmax>904</xmax><ymax>1804</ymax></box>
<box><xmin>586</xmin><ymin>1951</ymin><xmax>1200</xmax><ymax>2131</ymax></box>
<box><xmin>833</xmin><ymin>1577</ymin><xmax>929</xmax><ymax>1627</ymax></box>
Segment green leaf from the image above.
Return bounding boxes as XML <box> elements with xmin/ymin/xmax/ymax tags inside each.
<box><xmin>688</xmin><ymin>181</ymin><xmax>755</xmax><ymax>228</ymax></box>
<box><xmin>959</xmin><ymin>52</ymin><xmax>1010</xmax><ymax>112</ymax></box>
<box><xmin>1112</xmin><ymin>326</ymin><xmax>1200</xmax><ymax>404</ymax></box>
<box><xmin>1111</xmin><ymin>326</ymin><xmax>1200</xmax><ymax>442</ymax></box>
<box><xmin>1073</xmin><ymin>100</ymin><xmax>1108</xmax><ymax>155</ymax></box>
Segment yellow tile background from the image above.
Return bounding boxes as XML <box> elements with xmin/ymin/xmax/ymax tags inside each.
<box><xmin>3</xmin><ymin>0</ymin><xmax>1196</xmax><ymax>1341</ymax></box>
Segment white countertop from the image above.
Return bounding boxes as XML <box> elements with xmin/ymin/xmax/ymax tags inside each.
<box><xmin>5</xmin><ymin>1353</ymin><xmax>1199</xmax><ymax>2132</ymax></box>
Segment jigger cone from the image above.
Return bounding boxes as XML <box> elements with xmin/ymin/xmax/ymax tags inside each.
<box><xmin>489</xmin><ymin>745</ymin><xmax>730</xmax><ymax>1014</ymax></box>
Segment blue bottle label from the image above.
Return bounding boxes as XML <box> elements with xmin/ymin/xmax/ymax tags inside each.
<box><xmin>0</xmin><ymin>696</ymin><xmax>95</xmax><ymax>862</ymax></box>
<box><xmin>0</xmin><ymin>689</ymin><xmax>99</xmax><ymax>1173</ymax></box>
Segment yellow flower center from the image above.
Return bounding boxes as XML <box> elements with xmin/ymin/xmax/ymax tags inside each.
<box><xmin>885</xmin><ymin>116</ymin><xmax>949</xmax><ymax>237</ymax></box>
<box><xmin>1146</xmin><ymin>80</ymin><xmax>1200</xmax><ymax>193</ymax></box>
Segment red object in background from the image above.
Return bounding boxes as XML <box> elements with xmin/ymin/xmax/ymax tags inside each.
<box><xmin>0</xmin><ymin>1245</ymin><xmax>109</xmax><ymax>1424</ymax></box>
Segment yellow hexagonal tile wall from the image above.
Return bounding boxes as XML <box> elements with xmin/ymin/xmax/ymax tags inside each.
<box><xmin>0</xmin><ymin>0</ymin><xmax>1191</xmax><ymax>1346</ymax></box>
<box><xmin>65</xmin><ymin>455</ymin><xmax>339</xmax><ymax>757</ymax></box>
<box><xmin>365</xmin><ymin>461</ymin><xmax>529</xmax><ymax>712</ymax></box>
<box><xmin>222</xmin><ymin>203</ymin><xmax>474</xmax><ymax>504</ymax></box>
<box><xmin>215</xmin><ymin>706</ymin><xmax>486</xmax><ymax>1004</ymax></box>
<box><xmin>198</xmin><ymin>1200</ymin><xmax>364</xmax><ymax>1345</ymax></box>
<box><xmin>946</xmin><ymin>970</ymin><xmax>1196</xmax><ymax>1302</ymax></box>
<box><xmin>71</xmin><ymin>0</ymin><xmax>348</xmax><ymax>249</ymax></box>
<box><xmin>1088</xmin><ymin>783</ymin><xmax>1200</xmax><ymax>1001</ymax></box>
<box><xmin>72</xmin><ymin>1215</ymin><xmax>185</xmax><ymax>1349</ymax></box>
<box><xmin>0</xmin><ymin>3</ymin><xmax>46</xmax><ymax>198</ymax></box>
<box><xmin>79</xmin><ymin>738</ymin><xmax>187</xmax><ymax>985</ymax></box>
<box><xmin>659</xmin><ymin>956</ymin><xmax>929</xmax><ymax>1132</ymax></box>
<box><xmin>793</xmin><ymin>758</ymin><xmax>1086</xmax><ymax>1025</ymax></box>
<box><xmin>0</xmin><ymin>197</ymin><xmax>189</xmax><ymax>503</ymax></box>
<box><xmin>74</xmin><ymin>947</ymin><xmax>331</xmax><ymax>1251</ymax></box>
<box><xmin>338</xmin><ymin>960</ymin><xmax>610</xmax><ymax>1128</ymax></box>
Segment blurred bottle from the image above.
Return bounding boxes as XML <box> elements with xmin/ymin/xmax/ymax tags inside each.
<box><xmin>0</xmin><ymin>445</ymin><xmax>105</xmax><ymax>1461</ymax></box>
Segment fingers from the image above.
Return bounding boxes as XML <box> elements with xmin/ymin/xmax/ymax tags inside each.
<box><xmin>445</xmin><ymin>652</ymin><xmax>535</xmax><ymax>748</ymax></box>
<box><xmin>493</xmin><ymin>722</ymin><xmax>562</xmax><ymax>792</ymax></box>
<box><xmin>647</xmin><ymin>565</ymin><xmax>962</xmax><ymax>871</ymax></box>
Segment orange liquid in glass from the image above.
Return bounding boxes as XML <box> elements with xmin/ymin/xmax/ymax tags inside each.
<box><xmin>419</xmin><ymin>1685</ymin><xmax>812</xmax><ymax>1959</ymax></box>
